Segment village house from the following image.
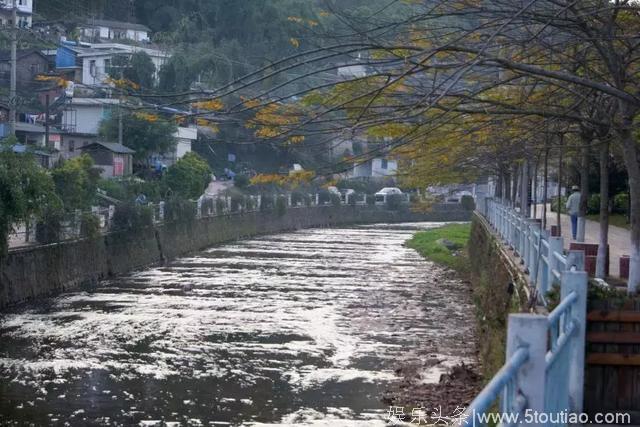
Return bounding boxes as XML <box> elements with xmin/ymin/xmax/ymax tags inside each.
<box><xmin>58</xmin><ymin>132</ymin><xmax>99</xmax><ymax>161</ymax></box>
<box><xmin>80</xmin><ymin>141</ymin><xmax>134</xmax><ymax>178</ymax></box>
<box><xmin>0</xmin><ymin>50</ymin><xmax>53</xmax><ymax>87</ymax></box>
<box><xmin>150</xmin><ymin>125</ymin><xmax>198</xmax><ymax>168</ymax></box>
<box><xmin>60</xmin><ymin>97</ymin><xmax>120</xmax><ymax>134</ymax></box>
<box><xmin>0</xmin><ymin>0</ymin><xmax>32</xmax><ymax>28</ymax></box>
<box><xmin>352</xmin><ymin>158</ymin><xmax>398</xmax><ymax>178</ymax></box>
<box><xmin>77</xmin><ymin>19</ymin><xmax>151</xmax><ymax>43</ymax></box>
<box><xmin>55</xmin><ymin>40</ymin><xmax>169</xmax><ymax>86</ymax></box>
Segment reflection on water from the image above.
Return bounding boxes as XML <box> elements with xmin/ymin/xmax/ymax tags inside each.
<box><xmin>0</xmin><ymin>223</ymin><xmax>475</xmax><ymax>426</ymax></box>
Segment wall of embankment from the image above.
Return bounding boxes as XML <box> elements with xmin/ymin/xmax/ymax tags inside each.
<box><xmin>0</xmin><ymin>204</ymin><xmax>471</xmax><ymax>309</ymax></box>
<box><xmin>467</xmin><ymin>212</ymin><xmax>530</xmax><ymax>379</ymax></box>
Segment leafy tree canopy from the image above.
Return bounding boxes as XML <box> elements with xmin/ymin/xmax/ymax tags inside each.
<box><xmin>163</xmin><ymin>152</ymin><xmax>211</xmax><ymax>199</ymax></box>
<box><xmin>108</xmin><ymin>52</ymin><xmax>156</xmax><ymax>91</ymax></box>
<box><xmin>0</xmin><ymin>138</ymin><xmax>58</xmax><ymax>255</ymax></box>
<box><xmin>99</xmin><ymin>112</ymin><xmax>177</xmax><ymax>163</ymax></box>
<box><xmin>51</xmin><ymin>154</ymin><xmax>101</xmax><ymax>212</ymax></box>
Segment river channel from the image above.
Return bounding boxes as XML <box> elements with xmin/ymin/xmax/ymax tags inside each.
<box><xmin>0</xmin><ymin>223</ymin><xmax>475</xmax><ymax>426</ymax></box>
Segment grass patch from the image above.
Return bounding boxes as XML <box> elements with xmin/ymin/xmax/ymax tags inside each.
<box><xmin>586</xmin><ymin>213</ymin><xmax>630</xmax><ymax>230</ymax></box>
<box><xmin>406</xmin><ymin>223</ymin><xmax>471</xmax><ymax>272</ymax></box>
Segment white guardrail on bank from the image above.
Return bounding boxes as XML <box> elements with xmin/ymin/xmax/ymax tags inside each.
<box><xmin>461</xmin><ymin>197</ymin><xmax>588</xmax><ymax>427</ymax></box>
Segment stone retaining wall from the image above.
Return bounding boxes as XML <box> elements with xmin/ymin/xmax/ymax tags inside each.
<box><xmin>0</xmin><ymin>204</ymin><xmax>471</xmax><ymax>309</ymax></box>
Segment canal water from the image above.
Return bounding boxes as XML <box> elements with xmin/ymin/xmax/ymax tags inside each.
<box><xmin>0</xmin><ymin>223</ymin><xmax>475</xmax><ymax>426</ymax></box>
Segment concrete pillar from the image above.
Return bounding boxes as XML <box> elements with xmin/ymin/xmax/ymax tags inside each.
<box><xmin>504</xmin><ymin>314</ymin><xmax>547</xmax><ymax>426</ymax></box>
<box><xmin>561</xmin><ymin>270</ymin><xmax>588</xmax><ymax>413</ymax></box>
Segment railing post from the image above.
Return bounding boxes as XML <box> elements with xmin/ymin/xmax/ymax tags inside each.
<box><xmin>158</xmin><ymin>201</ymin><xmax>165</xmax><ymax>221</ymax></box>
<box><xmin>546</xmin><ymin>236</ymin><xmax>564</xmax><ymax>292</ymax></box>
<box><xmin>560</xmin><ymin>270</ymin><xmax>588</xmax><ymax>413</ymax></box>
<box><xmin>566</xmin><ymin>250</ymin><xmax>585</xmax><ymax>271</ymax></box>
<box><xmin>504</xmin><ymin>314</ymin><xmax>547</xmax><ymax>425</ymax></box>
<box><xmin>522</xmin><ymin>220</ymin><xmax>530</xmax><ymax>266</ymax></box>
<box><xmin>528</xmin><ymin>221</ymin><xmax>541</xmax><ymax>281</ymax></box>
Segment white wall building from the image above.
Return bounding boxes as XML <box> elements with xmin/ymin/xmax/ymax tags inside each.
<box><xmin>78</xmin><ymin>19</ymin><xmax>151</xmax><ymax>43</ymax></box>
<box><xmin>78</xmin><ymin>43</ymin><xmax>168</xmax><ymax>86</ymax></box>
<box><xmin>151</xmin><ymin>126</ymin><xmax>198</xmax><ymax>167</ymax></box>
<box><xmin>61</xmin><ymin>98</ymin><xmax>120</xmax><ymax>135</ymax></box>
<box><xmin>352</xmin><ymin>158</ymin><xmax>398</xmax><ymax>178</ymax></box>
<box><xmin>0</xmin><ymin>0</ymin><xmax>32</xmax><ymax>28</ymax></box>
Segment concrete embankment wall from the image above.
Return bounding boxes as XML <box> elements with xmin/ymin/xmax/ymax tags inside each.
<box><xmin>0</xmin><ymin>204</ymin><xmax>471</xmax><ymax>309</ymax></box>
<box><xmin>467</xmin><ymin>212</ymin><xmax>530</xmax><ymax>379</ymax></box>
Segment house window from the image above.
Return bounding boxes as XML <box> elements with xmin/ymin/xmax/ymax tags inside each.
<box><xmin>69</xmin><ymin>140</ymin><xmax>75</xmax><ymax>152</ymax></box>
<box><xmin>89</xmin><ymin>60</ymin><xmax>96</xmax><ymax>77</ymax></box>
<box><xmin>381</xmin><ymin>159</ymin><xmax>388</xmax><ymax>169</ymax></box>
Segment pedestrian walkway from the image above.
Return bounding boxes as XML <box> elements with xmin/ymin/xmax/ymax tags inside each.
<box><xmin>537</xmin><ymin>205</ymin><xmax>630</xmax><ymax>278</ymax></box>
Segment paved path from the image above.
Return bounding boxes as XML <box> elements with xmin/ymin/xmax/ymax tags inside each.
<box><xmin>536</xmin><ymin>205</ymin><xmax>630</xmax><ymax>278</ymax></box>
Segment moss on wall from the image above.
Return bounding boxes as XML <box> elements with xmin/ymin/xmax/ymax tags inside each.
<box><xmin>468</xmin><ymin>213</ymin><xmax>529</xmax><ymax>381</ymax></box>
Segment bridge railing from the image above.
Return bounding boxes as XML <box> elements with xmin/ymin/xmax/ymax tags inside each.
<box><xmin>464</xmin><ymin>197</ymin><xmax>587</xmax><ymax>426</ymax></box>
<box><xmin>479</xmin><ymin>197</ymin><xmax>585</xmax><ymax>305</ymax></box>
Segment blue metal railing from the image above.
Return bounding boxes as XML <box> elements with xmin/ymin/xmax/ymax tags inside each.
<box><xmin>464</xmin><ymin>197</ymin><xmax>588</xmax><ymax>426</ymax></box>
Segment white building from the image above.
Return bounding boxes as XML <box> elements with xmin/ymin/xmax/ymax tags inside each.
<box><xmin>78</xmin><ymin>43</ymin><xmax>168</xmax><ymax>86</ymax></box>
<box><xmin>352</xmin><ymin>158</ymin><xmax>398</xmax><ymax>178</ymax></box>
<box><xmin>150</xmin><ymin>126</ymin><xmax>198</xmax><ymax>167</ymax></box>
<box><xmin>78</xmin><ymin>19</ymin><xmax>151</xmax><ymax>43</ymax></box>
<box><xmin>61</xmin><ymin>97</ymin><xmax>120</xmax><ymax>135</ymax></box>
<box><xmin>0</xmin><ymin>0</ymin><xmax>32</xmax><ymax>28</ymax></box>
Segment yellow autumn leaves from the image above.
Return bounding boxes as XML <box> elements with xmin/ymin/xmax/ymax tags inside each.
<box><xmin>250</xmin><ymin>170</ymin><xmax>316</xmax><ymax>187</ymax></box>
<box><xmin>246</xmin><ymin>103</ymin><xmax>306</xmax><ymax>144</ymax></box>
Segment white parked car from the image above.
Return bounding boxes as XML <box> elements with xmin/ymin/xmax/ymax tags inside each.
<box><xmin>375</xmin><ymin>187</ymin><xmax>403</xmax><ymax>203</ymax></box>
<box><xmin>327</xmin><ymin>186</ymin><xmax>341</xmax><ymax>195</ymax></box>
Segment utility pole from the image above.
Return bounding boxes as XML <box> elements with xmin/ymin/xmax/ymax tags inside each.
<box><xmin>9</xmin><ymin>0</ymin><xmax>17</xmax><ymax>136</ymax></box>
<box><xmin>45</xmin><ymin>94</ymin><xmax>50</xmax><ymax>148</ymax></box>
<box><xmin>118</xmin><ymin>69</ymin><xmax>123</xmax><ymax>145</ymax></box>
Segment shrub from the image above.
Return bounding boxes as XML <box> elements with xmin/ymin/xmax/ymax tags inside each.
<box><xmin>317</xmin><ymin>189</ymin><xmax>331</xmax><ymax>205</ymax></box>
<box><xmin>461</xmin><ymin>195</ymin><xmax>476</xmax><ymax>211</ymax></box>
<box><xmin>230</xmin><ymin>193</ymin><xmax>244</xmax><ymax>213</ymax></box>
<box><xmin>36</xmin><ymin>206</ymin><xmax>64</xmax><ymax>244</ymax></box>
<box><xmin>550</xmin><ymin>196</ymin><xmax>567</xmax><ymax>213</ymax></box>
<box><xmin>164</xmin><ymin>197</ymin><xmax>196</xmax><ymax>223</ymax></box>
<box><xmin>291</xmin><ymin>190</ymin><xmax>310</xmax><ymax>207</ymax></box>
<box><xmin>386</xmin><ymin>193</ymin><xmax>404</xmax><ymax>210</ymax></box>
<box><xmin>587</xmin><ymin>193</ymin><xmax>600</xmax><ymax>215</ymax></box>
<box><xmin>347</xmin><ymin>193</ymin><xmax>357</xmax><ymax>206</ymax></box>
<box><xmin>234</xmin><ymin>174</ymin><xmax>250</xmax><ymax>189</ymax></box>
<box><xmin>246</xmin><ymin>196</ymin><xmax>257</xmax><ymax>211</ymax></box>
<box><xmin>366</xmin><ymin>193</ymin><xmax>376</xmax><ymax>205</ymax></box>
<box><xmin>201</xmin><ymin>198</ymin><xmax>215</xmax><ymax>217</ymax></box>
<box><xmin>330</xmin><ymin>193</ymin><xmax>342</xmax><ymax>206</ymax></box>
<box><xmin>80</xmin><ymin>212</ymin><xmax>101</xmax><ymax>239</ymax></box>
<box><xmin>275</xmin><ymin>195</ymin><xmax>287</xmax><ymax>216</ymax></box>
<box><xmin>260</xmin><ymin>193</ymin><xmax>274</xmax><ymax>212</ymax></box>
<box><xmin>112</xmin><ymin>203</ymin><xmax>154</xmax><ymax>231</ymax></box>
<box><xmin>613</xmin><ymin>193</ymin><xmax>630</xmax><ymax>215</ymax></box>
<box><xmin>215</xmin><ymin>197</ymin><xmax>226</xmax><ymax>215</ymax></box>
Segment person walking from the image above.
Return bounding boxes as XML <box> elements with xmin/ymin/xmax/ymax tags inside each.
<box><xmin>565</xmin><ymin>185</ymin><xmax>581</xmax><ymax>240</ymax></box>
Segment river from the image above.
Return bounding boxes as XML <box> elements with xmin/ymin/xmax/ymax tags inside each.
<box><xmin>0</xmin><ymin>223</ymin><xmax>475</xmax><ymax>426</ymax></box>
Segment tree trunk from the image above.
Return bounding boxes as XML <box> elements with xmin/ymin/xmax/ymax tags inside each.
<box><xmin>543</xmin><ymin>145</ymin><xmax>549</xmax><ymax>230</ymax></box>
<box><xmin>532</xmin><ymin>159</ymin><xmax>538</xmax><ymax>219</ymax></box>
<box><xmin>596</xmin><ymin>140</ymin><xmax>609</xmax><ymax>279</ymax></box>
<box><xmin>521</xmin><ymin>160</ymin><xmax>529</xmax><ymax>217</ymax></box>
<box><xmin>511</xmin><ymin>164</ymin><xmax>519</xmax><ymax>208</ymax></box>
<box><xmin>620</xmin><ymin>126</ymin><xmax>640</xmax><ymax>293</ymax></box>
<box><xmin>577</xmin><ymin>139</ymin><xmax>590</xmax><ymax>242</ymax></box>
<box><xmin>504</xmin><ymin>171</ymin><xmax>511</xmax><ymax>203</ymax></box>
<box><xmin>557</xmin><ymin>135</ymin><xmax>563</xmax><ymax>236</ymax></box>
